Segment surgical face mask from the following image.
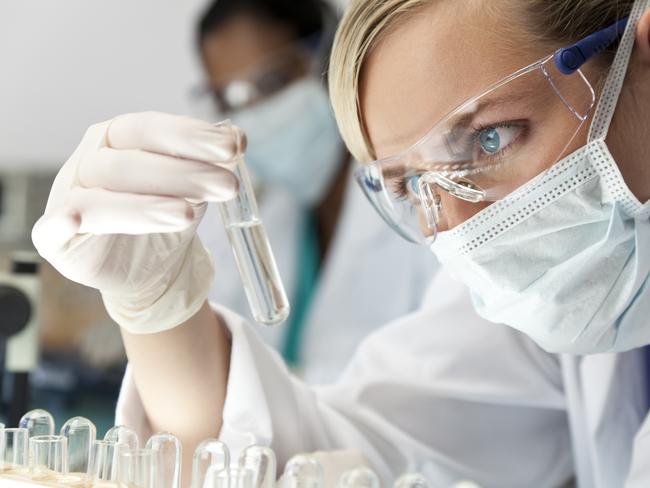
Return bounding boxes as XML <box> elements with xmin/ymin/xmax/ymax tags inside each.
<box><xmin>431</xmin><ymin>0</ymin><xmax>650</xmax><ymax>354</ymax></box>
<box><xmin>230</xmin><ymin>77</ymin><xmax>344</xmax><ymax>205</ymax></box>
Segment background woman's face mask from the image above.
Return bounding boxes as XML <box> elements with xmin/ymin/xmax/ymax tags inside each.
<box><xmin>231</xmin><ymin>77</ymin><xmax>344</xmax><ymax>206</ymax></box>
<box><xmin>432</xmin><ymin>0</ymin><xmax>650</xmax><ymax>354</ymax></box>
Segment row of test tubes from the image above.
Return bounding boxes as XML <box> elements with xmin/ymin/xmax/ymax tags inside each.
<box><xmin>0</xmin><ymin>409</ymin><xmax>481</xmax><ymax>488</ymax></box>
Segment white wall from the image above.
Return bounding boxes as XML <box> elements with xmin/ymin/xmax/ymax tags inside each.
<box><xmin>0</xmin><ymin>0</ymin><xmax>209</xmax><ymax>170</ymax></box>
<box><xmin>0</xmin><ymin>0</ymin><xmax>347</xmax><ymax>171</ymax></box>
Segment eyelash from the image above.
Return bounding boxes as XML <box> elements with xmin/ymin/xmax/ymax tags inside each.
<box><xmin>468</xmin><ymin>120</ymin><xmax>526</xmax><ymax>166</ymax></box>
<box><xmin>392</xmin><ymin>120</ymin><xmax>528</xmax><ymax>201</ymax></box>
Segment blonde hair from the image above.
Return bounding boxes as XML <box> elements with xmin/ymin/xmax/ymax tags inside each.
<box><xmin>328</xmin><ymin>0</ymin><xmax>634</xmax><ymax>163</ymax></box>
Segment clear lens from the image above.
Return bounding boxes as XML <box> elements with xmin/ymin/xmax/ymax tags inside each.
<box><xmin>356</xmin><ymin>54</ymin><xmax>596</xmax><ymax>244</ymax></box>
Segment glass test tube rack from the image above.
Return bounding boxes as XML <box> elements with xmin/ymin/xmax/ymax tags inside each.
<box><xmin>0</xmin><ymin>409</ymin><xmax>479</xmax><ymax>488</ymax></box>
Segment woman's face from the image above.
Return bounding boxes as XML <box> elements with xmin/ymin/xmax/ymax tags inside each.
<box><xmin>358</xmin><ymin>1</ymin><xmax>641</xmax><ymax>231</ymax></box>
<box><xmin>200</xmin><ymin>14</ymin><xmax>307</xmax><ymax>113</ymax></box>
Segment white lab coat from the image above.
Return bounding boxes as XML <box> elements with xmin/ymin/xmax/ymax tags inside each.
<box><xmin>197</xmin><ymin>168</ymin><xmax>437</xmax><ymax>383</ymax></box>
<box><xmin>116</xmin><ymin>269</ymin><xmax>650</xmax><ymax>487</ymax></box>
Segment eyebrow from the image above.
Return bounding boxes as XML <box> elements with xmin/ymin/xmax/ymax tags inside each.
<box><xmin>448</xmin><ymin>89</ymin><xmax>537</xmax><ymax>130</ymax></box>
<box><xmin>373</xmin><ymin>84</ymin><xmax>540</xmax><ymax>173</ymax></box>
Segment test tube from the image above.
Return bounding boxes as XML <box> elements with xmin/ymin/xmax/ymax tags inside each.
<box><xmin>281</xmin><ymin>455</ymin><xmax>324</xmax><ymax>488</ymax></box>
<box><xmin>145</xmin><ymin>432</ymin><xmax>182</xmax><ymax>488</ymax></box>
<box><xmin>338</xmin><ymin>467</ymin><xmax>381</xmax><ymax>488</ymax></box>
<box><xmin>1</xmin><ymin>428</ymin><xmax>29</xmax><ymax>474</ymax></box>
<box><xmin>88</xmin><ymin>440</ymin><xmax>120</xmax><ymax>484</ymax></box>
<box><xmin>61</xmin><ymin>416</ymin><xmax>97</xmax><ymax>474</ymax></box>
<box><xmin>118</xmin><ymin>448</ymin><xmax>156</xmax><ymax>488</ymax></box>
<box><xmin>20</xmin><ymin>409</ymin><xmax>55</xmax><ymax>437</ymax></box>
<box><xmin>191</xmin><ymin>439</ymin><xmax>229</xmax><ymax>488</ymax></box>
<box><xmin>104</xmin><ymin>426</ymin><xmax>139</xmax><ymax>452</ymax></box>
<box><xmin>393</xmin><ymin>473</ymin><xmax>429</xmax><ymax>488</ymax></box>
<box><xmin>205</xmin><ymin>467</ymin><xmax>254</xmax><ymax>488</ymax></box>
<box><xmin>238</xmin><ymin>445</ymin><xmax>276</xmax><ymax>488</ymax></box>
<box><xmin>216</xmin><ymin>121</ymin><xmax>290</xmax><ymax>326</ymax></box>
<box><xmin>29</xmin><ymin>435</ymin><xmax>68</xmax><ymax>480</ymax></box>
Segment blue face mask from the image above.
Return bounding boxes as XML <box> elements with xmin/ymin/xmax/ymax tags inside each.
<box><xmin>230</xmin><ymin>77</ymin><xmax>345</xmax><ymax>205</ymax></box>
<box><xmin>432</xmin><ymin>0</ymin><xmax>650</xmax><ymax>354</ymax></box>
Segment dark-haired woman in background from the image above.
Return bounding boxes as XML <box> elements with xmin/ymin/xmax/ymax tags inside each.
<box><xmin>194</xmin><ymin>0</ymin><xmax>437</xmax><ymax>383</ymax></box>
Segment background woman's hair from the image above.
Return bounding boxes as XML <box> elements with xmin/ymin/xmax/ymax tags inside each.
<box><xmin>328</xmin><ymin>0</ymin><xmax>634</xmax><ymax>163</ymax></box>
<box><xmin>197</xmin><ymin>0</ymin><xmax>333</xmax><ymax>46</ymax></box>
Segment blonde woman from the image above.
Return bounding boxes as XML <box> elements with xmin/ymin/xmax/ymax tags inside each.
<box><xmin>33</xmin><ymin>0</ymin><xmax>650</xmax><ymax>486</ymax></box>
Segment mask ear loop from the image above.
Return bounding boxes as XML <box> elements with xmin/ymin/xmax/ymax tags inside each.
<box><xmin>589</xmin><ymin>0</ymin><xmax>648</xmax><ymax>141</ymax></box>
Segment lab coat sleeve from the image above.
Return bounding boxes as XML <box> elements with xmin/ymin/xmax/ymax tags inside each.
<box><xmin>117</xmin><ymin>272</ymin><xmax>574</xmax><ymax>488</ymax></box>
<box><xmin>626</xmin><ymin>413</ymin><xmax>650</xmax><ymax>487</ymax></box>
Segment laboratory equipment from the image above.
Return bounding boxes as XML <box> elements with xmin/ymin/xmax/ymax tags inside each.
<box><xmin>204</xmin><ymin>467</ymin><xmax>254</xmax><ymax>488</ymax></box>
<box><xmin>61</xmin><ymin>417</ymin><xmax>96</xmax><ymax>474</ymax></box>
<box><xmin>2</xmin><ymin>409</ymin><xmax>480</xmax><ymax>488</ymax></box>
<box><xmin>88</xmin><ymin>439</ymin><xmax>120</xmax><ymax>484</ymax></box>
<box><xmin>146</xmin><ymin>432</ymin><xmax>182</xmax><ymax>488</ymax></box>
<box><xmin>1</xmin><ymin>428</ymin><xmax>29</xmax><ymax>473</ymax></box>
<box><xmin>338</xmin><ymin>467</ymin><xmax>380</xmax><ymax>488</ymax></box>
<box><xmin>20</xmin><ymin>410</ymin><xmax>55</xmax><ymax>438</ymax></box>
<box><xmin>118</xmin><ymin>448</ymin><xmax>156</xmax><ymax>488</ymax></box>
<box><xmin>0</xmin><ymin>253</ymin><xmax>41</xmax><ymax>428</ymax></box>
<box><xmin>238</xmin><ymin>445</ymin><xmax>276</xmax><ymax>488</ymax></box>
<box><xmin>0</xmin><ymin>412</ymin><xmax>183</xmax><ymax>487</ymax></box>
<box><xmin>280</xmin><ymin>455</ymin><xmax>324</xmax><ymax>488</ymax></box>
<box><xmin>393</xmin><ymin>473</ymin><xmax>429</xmax><ymax>488</ymax></box>
<box><xmin>191</xmin><ymin>439</ymin><xmax>230</xmax><ymax>488</ymax></box>
<box><xmin>28</xmin><ymin>435</ymin><xmax>68</xmax><ymax>480</ymax></box>
<box><xmin>216</xmin><ymin>121</ymin><xmax>290</xmax><ymax>326</ymax></box>
<box><xmin>104</xmin><ymin>425</ymin><xmax>139</xmax><ymax>452</ymax></box>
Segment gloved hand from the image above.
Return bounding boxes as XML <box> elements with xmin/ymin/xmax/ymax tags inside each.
<box><xmin>32</xmin><ymin>112</ymin><xmax>240</xmax><ymax>334</ymax></box>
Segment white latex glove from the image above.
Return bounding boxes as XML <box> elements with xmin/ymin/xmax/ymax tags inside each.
<box><xmin>32</xmin><ymin>112</ymin><xmax>239</xmax><ymax>334</ymax></box>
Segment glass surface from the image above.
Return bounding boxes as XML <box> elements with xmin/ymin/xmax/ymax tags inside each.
<box><xmin>394</xmin><ymin>473</ymin><xmax>430</xmax><ymax>488</ymax></box>
<box><xmin>204</xmin><ymin>467</ymin><xmax>254</xmax><ymax>488</ymax></box>
<box><xmin>238</xmin><ymin>445</ymin><xmax>276</xmax><ymax>488</ymax></box>
<box><xmin>118</xmin><ymin>448</ymin><xmax>155</xmax><ymax>488</ymax></box>
<box><xmin>145</xmin><ymin>433</ymin><xmax>181</xmax><ymax>488</ymax></box>
<box><xmin>191</xmin><ymin>439</ymin><xmax>230</xmax><ymax>488</ymax></box>
<box><xmin>1</xmin><ymin>428</ymin><xmax>29</xmax><ymax>473</ymax></box>
<box><xmin>216</xmin><ymin>122</ymin><xmax>290</xmax><ymax>325</ymax></box>
<box><xmin>20</xmin><ymin>409</ymin><xmax>55</xmax><ymax>437</ymax></box>
<box><xmin>29</xmin><ymin>435</ymin><xmax>68</xmax><ymax>479</ymax></box>
<box><xmin>282</xmin><ymin>455</ymin><xmax>323</xmax><ymax>488</ymax></box>
<box><xmin>61</xmin><ymin>417</ymin><xmax>96</xmax><ymax>475</ymax></box>
<box><xmin>338</xmin><ymin>468</ymin><xmax>380</xmax><ymax>488</ymax></box>
<box><xmin>88</xmin><ymin>440</ymin><xmax>120</xmax><ymax>484</ymax></box>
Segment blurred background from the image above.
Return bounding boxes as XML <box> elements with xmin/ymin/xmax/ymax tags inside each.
<box><xmin>0</xmin><ymin>0</ymin><xmax>348</xmax><ymax>434</ymax></box>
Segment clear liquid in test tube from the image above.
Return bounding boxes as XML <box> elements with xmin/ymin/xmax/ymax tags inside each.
<box><xmin>216</xmin><ymin>122</ymin><xmax>290</xmax><ymax>326</ymax></box>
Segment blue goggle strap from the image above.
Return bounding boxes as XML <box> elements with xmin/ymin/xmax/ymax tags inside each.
<box><xmin>555</xmin><ymin>16</ymin><xmax>629</xmax><ymax>75</ymax></box>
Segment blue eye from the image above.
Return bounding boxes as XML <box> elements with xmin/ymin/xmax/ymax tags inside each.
<box><xmin>476</xmin><ymin>125</ymin><xmax>522</xmax><ymax>159</ymax></box>
<box><xmin>478</xmin><ymin>128</ymin><xmax>501</xmax><ymax>154</ymax></box>
<box><xmin>407</xmin><ymin>175</ymin><xmax>421</xmax><ymax>195</ymax></box>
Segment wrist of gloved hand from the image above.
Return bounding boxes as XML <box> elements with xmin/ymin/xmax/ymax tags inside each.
<box><xmin>102</xmin><ymin>235</ymin><xmax>215</xmax><ymax>334</ymax></box>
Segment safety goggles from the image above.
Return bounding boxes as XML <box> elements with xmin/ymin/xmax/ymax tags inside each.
<box><xmin>355</xmin><ymin>17</ymin><xmax>628</xmax><ymax>244</ymax></box>
<box><xmin>192</xmin><ymin>34</ymin><xmax>323</xmax><ymax>115</ymax></box>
